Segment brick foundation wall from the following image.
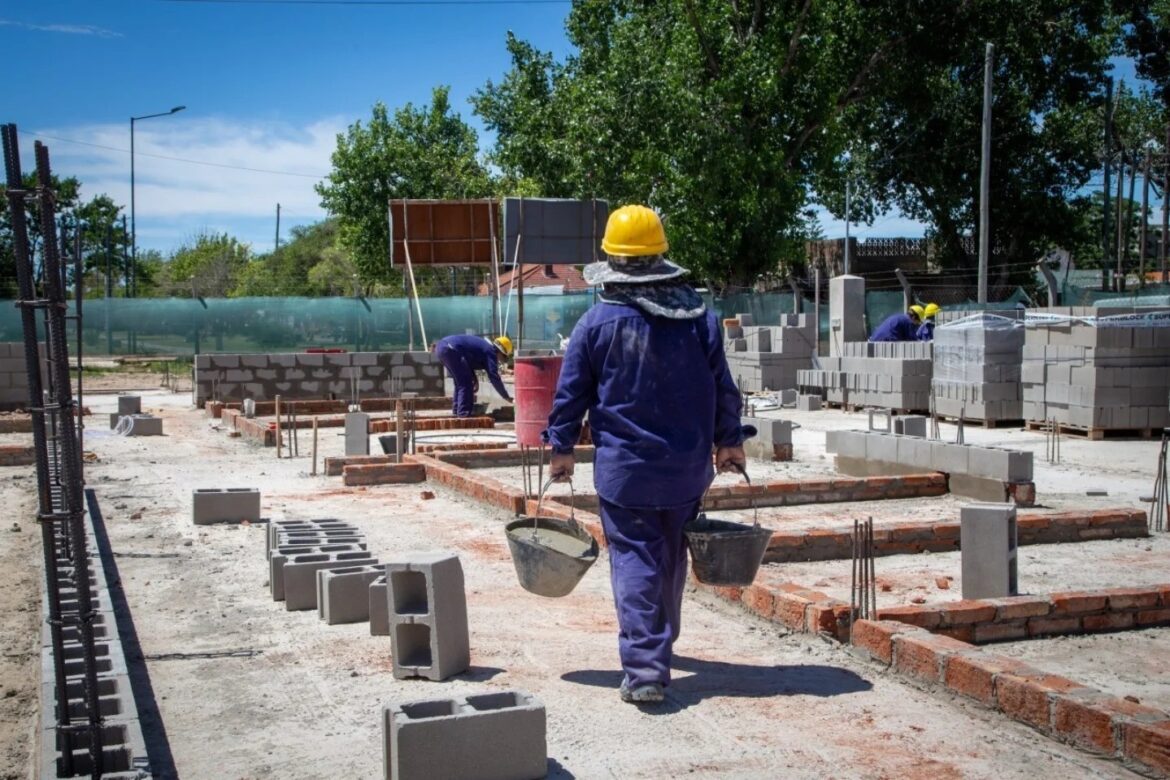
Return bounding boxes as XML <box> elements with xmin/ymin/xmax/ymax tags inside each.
<box><xmin>0</xmin><ymin>444</ymin><xmax>35</xmax><ymax>466</ymax></box>
<box><xmin>851</xmin><ymin>618</ymin><xmax>1170</xmax><ymax>776</ymax></box>
<box><xmin>206</xmin><ymin>395</ymin><xmax>452</xmax><ymax>418</ymax></box>
<box><xmin>194</xmin><ymin>351</ymin><xmax>444</xmax><ymax>406</ymax></box>
<box><xmin>877</xmin><ymin>584</ymin><xmax>1170</xmax><ymax>644</ymax></box>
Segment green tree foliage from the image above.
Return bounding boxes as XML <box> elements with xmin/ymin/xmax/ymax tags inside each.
<box><xmin>158</xmin><ymin>232</ymin><xmax>251</xmax><ymax>297</ymax></box>
<box><xmin>316</xmin><ymin>87</ymin><xmax>493</xmax><ymax>285</ymax></box>
<box><xmin>0</xmin><ymin>173</ymin><xmax>81</xmax><ymax>295</ymax></box>
<box><xmin>1117</xmin><ymin>0</ymin><xmax>1170</xmax><ymax>107</ymax></box>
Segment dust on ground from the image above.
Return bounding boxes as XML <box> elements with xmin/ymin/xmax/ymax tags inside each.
<box><xmin>0</xmin><ymin>486</ymin><xmax>41</xmax><ymax>780</ymax></box>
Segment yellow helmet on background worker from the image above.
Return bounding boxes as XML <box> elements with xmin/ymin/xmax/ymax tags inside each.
<box><xmin>909</xmin><ymin>304</ymin><xmax>925</xmax><ymax>322</ymax></box>
<box><xmin>601</xmin><ymin>205</ymin><xmax>669</xmax><ymax>257</ymax></box>
<box><xmin>493</xmin><ymin>335</ymin><xmax>513</xmax><ymax>357</ymax></box>
<box><xmin>923</xmin><ymin>303</ymin><xmax>941</xmax><ymax>320</ymax></box>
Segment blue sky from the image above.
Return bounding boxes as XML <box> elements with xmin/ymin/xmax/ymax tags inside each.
<box><xmin>1</xmin><ymin>2</ymin><xmax>1158</xmax><ymax>256</ymax></box>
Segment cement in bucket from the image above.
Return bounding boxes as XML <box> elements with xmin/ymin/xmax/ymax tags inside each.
<box><xmin>506</xmin><ymin>476</ymin><xmax>598</xmax><ymax>597</ymax></box>
<box><xmin>684</xmin><ymin>467</ymin><xmax>772</xmax><ymax>587</ymax></box>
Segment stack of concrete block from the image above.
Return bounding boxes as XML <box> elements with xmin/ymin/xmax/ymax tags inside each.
<box><xmin>0</xmin><ymin>341</ymin><xmax>45</xmax><ymax>411</ymax></box>
<box><xmin>109</xmin><ymin>395</ymin><xmax>142</xmax><ymax>428</ymax></box>
<box><xmin>742</xmin><ymin>415</ymin><xmax>793</xmax><ymax>461</ymax></box>
<box><xmin>382</xmin><ymin>691</ymin><xmax>546</xmax><ymax>780</ymax></box>
<box><xmin>267</xmin><ymin>519</ymin><xmax>369</xmax><ymax>606</ymax></box>
<box><xmin>318</xmin><ymin>564</ymin><xmax>386</xmax><ymax>624</ymax></box>
<box><xmin>1021</xmin><ymin>308</ymin><xmax>1170</xmax><ymax>431</ymax></box>
<box><xmin>724</xmin><ymin>313</ymin><xmax>816</xmax><ymax>393</ymax></box>
<box><xmin>797</xmin><ymin>341</ymin><xmax>932</xmax><ymax>411</ymax></box>
<box><xmin>194</xmin><ymin>351</ymin><xmax>444</xmax><ymax>407</ymax></box>
<box><xmin>932</xmin><ymin>314</ymin><xmax>1025</xmax><ymax>423</ymax></box>
<box><xmin>193</xmin><ymin>487</ymin><xmax>261</xmax><ymax>525</ymax></box>
<box><xmin>386</xmin><ymin>552</ymin><xmax>469</xmax><ymax>681</ymax></box>
<box><xmin>825</xmin><ymin>429</ymin><xmax>1034</xmax><ymax>505</ymax></box>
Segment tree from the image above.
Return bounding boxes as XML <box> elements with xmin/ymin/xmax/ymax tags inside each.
<box><xmin>159</xmin><ymin>232</ymin><xmax>251</xmax><ymax>297</ymax></box>
<box><xmin>1117</xmin><ymin>0</ymin><xmax>1170</xmax><ymax>108</ymax></box>
<box><xmin>0</xmin><ymin>173</ymin><xmax>81</xmax><ymax>296</ymax></box>
<box><xmin>316</xmin><ymin>87</ymin><xmax>494</xmax><ymax>286</ymax></box>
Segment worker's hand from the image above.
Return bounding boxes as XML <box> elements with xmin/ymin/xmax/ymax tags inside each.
<box><xmin>549</xmin><ymin>452</ymin><xmax>575</xmax><ymax>482</ymax></box>
<box><xmin>715</xmin><ymin>445</ymin><xmax>747</xmax><ymax>474</ymax></box>
<box><xmin>472</xmin><ymin>378</ymin><xmax>480</xmax><ymax>393</ymax></box>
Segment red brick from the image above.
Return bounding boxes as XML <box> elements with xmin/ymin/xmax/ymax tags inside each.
<box><xmin>934</xmin><ymin>626</ymin><xmax>976</xmax><ymax>643</ymax></box>
<box><xmin>893</xmin><ymin>633</ymin><xmax>972</xmax><ymax>682</ymax></box>
<box><xmin>806</xmin><ymin>602</ymin><xmax>848</xmax><ymax>637</ymax></box>
<box><xmin>850</xmin><ymin>619</ymin><xmax>904</xmax><ymax>663</ymax></box>
<box><xmin>1124</xmin><ymin>720</ymin><xmax>1170</xmax><ymax>775</ymax></box>
<box><xmin>1050</xmin><ymin>592</ymin><xmax>1107</xmax><ymax>615</ymax></box>
<box><xmin>943</xmin><ymin>652</ymin><xmax>1034</xmax><ymax>706</ymax></box>
<box><xmin>996</xmin><ymin>675</ymin><xmax>1055</xmax><ymax>729</ymax></box>
<box><xmin>939</xmin><ymin>600</ymin><xmax>999</xmax><ymax>625</ymax></box>
<box><xmin>973</xmin><ymin>622</ymin><xmax>1028</xmax><ymax>643</ymax></box>
<box><xmin>1082</xmin><ymin>612</ymin><xmax>1136</xmax><ymax>632</ymax></box>
<box><xmin>709</xmin><ymin>584</ymin><xmax>744</xmax><ymax>602</ymax></box>
<box><xmin>1007</xmin><ymin>481</ymin><xmax>1036</xmax><ymax>506</ymax></box>
<box><xmin>767</xmin><ymin>533</ymin><xmax>804</xmax><ymax>549</ymax></box>
<box><xmin>877</xmin><ymin>605</ymin><xmax>942</xmax><ymax>629</ymax></box>
<box><xmin>773</xmin><ymin>592</ymin><xmax>812</xmax><ymax>629</ymax></box>
<box><xmin>890</xmin><ymin>523</ymin><xmax>935</xmax><ymax>542</ymax></box>
<box><xmin>1016</xmin><ymin>515</ymin><xmax>1051</xmax><ymax>531</ymax></box>
<box><xmin>1137</xmin><ymin>608</ymin><xmax>1170</xmax><ymax>627</ymax></box>
<box><xmin>994</xmin><ymin>597</ymin><xmax>1051</xmax><ymax>621</ymax></box>
<box><xmin>741</xmin><ymin>584</ymin><xmax>776</xmax><ymax>620</ymax></box>
<box><xmin>342</xmin><ymin>463</ymin><xmax>426</xmax><ymax>486</ymax></box>
<box><xmin>1053</xmin><ymin>693</ymin><xmax>1118</xmax><ymax>752</ymax></box>
<box><xmin>1028</xmin><ymin>616</ymin><xmax>1083</xmax><ymax>637</ymax></box>
<box><xmin>1102</xmin><ymin>587</ymin><xmax>1161</xmax><ymax>610</ymax></box>
<box><xmin>1158</xmin><ymin>584</ymin><xmax>1170</xmax><ymax>607</ymax></box>
<box><xmin>931</xmin><ymin>523</ymin><xmax>962</xmax><ymax>540</ymax></box>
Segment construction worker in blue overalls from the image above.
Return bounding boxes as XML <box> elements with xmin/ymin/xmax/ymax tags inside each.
<box><xmin>544</xmin><ymin>205</ymin><xmax>745</xmax><ymax>705</ymax></box>
<box><xmin>870</xmin><ymin>304</ymin><xmax>924</xmax><ymax>342</ymax></box>
<box><xmin>431</xmin><ymin>334</ymin><xmax>513</xmax><ymax>417</ymax></box>
<box><xmin>916</xmin><ymin>302</ymin><xmax>941</xmax><ymax>341</ymax></box>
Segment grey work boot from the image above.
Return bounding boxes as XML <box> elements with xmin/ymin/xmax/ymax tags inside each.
<box><xmin>619</xmin><ymin>677</ymin><xmax>665</xmax><ymax>704</ymax></box>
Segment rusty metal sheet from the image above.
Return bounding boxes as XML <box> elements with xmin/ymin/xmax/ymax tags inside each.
<box><xmin>389</xmin><ymin>199</ymin><xmax>500</xmax><ymax>267</ymax></box>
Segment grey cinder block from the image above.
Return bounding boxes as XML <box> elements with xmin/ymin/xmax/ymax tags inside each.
<box><xmin>192</xmin><ymin>487</ymin><xmax>260</xmax><ymax>525</ymax></box>
<box><xmin>123</xmin><ymin>414</ymin><xmax>163</xmax><ymax>436</ymax></box>
<box><xmin>960</xmin><ymin>503</ymin><xmax>1018</xmax><ymax>599</ymax></box>
<box><xmin>283</xmin><ymin>553</ymin><xmax>380</xmax><ymax>611</ymax></box>
<box><xmin>371</xmin><ymin>576</ymin><xmax>390</xmax><ymax>636</ymax></box>
<box><xmin>117</xmin><ymin>395</ymin><xmax>141</xmax><ymax>415</ymax></box>
<box><xmin>383</xmin><ymin>691</ymin><xmax>547</xmax><ymax>780</ymax></box>
<box><xmin>346</xmin><ymin>412</ymin><xmax>371</xmax><ymax>456</ymax></box>
<box><xmin>796</xmin><ymin>394</ymin><xmax>821</xmax><ymax>411</ymax></box>
<box><xmin>386</xmin><ymin>553</ymin><xmax>470</xmax><ymax>681</ymax></box>
<box><xmin>266</xmin><ymin>518</ymin><xmax>357</xmax><ymax>554</ymax></box>
<box><xmin>893</xmin><ymin>415</ymin><xmax>927</xmax><ymax>438</ymax></box>
<box><xmin>317</xmin><ymin>565</ymin><xmax>385</xmax><ymax>624</ymax></box>
<box><xmin>269</xmin><ymin>542</ymin><xmax>365</xmax><ymax>601</ymax></box>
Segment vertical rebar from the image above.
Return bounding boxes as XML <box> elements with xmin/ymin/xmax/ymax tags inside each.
<box><xmin>868</xmin><ymin>517</ymin><xmax>877</xmax><ymax>618</ymax></box>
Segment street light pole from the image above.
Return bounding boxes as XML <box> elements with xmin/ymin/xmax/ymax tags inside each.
<box><xmin>130</xmin><ymin>105</ymin><xmax>185</xmax><ymax>298</ymax></box>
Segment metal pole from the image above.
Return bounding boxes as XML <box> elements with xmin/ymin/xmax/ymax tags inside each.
<box><xmin>104</xmin><ymin>223</ymin><xmax>112</xmax><ymax>354</ymax></box>
<box><xmin>1140</xmin><ymin>151</ymin><xmax>1151</xmax><ymax>287</ymax></box>
<box><xmin>1116</xmin><ymin>154</ymin><xmax>1126</xmax><ymax>291</ymax></box>
<box><xmin>978</xmin><ymin>42</ymin><xmax>993</xmax><ymax>304</ymax></box>
<box><xmin>1163</xmin><ymin>125</ymin><xmax>1169</xmax><ymax>285</ymax></box>
<box><xmin>1124</xmin><ymin>154</ymin><xmax>1137</xmax><ymax>291</ymax></box>
<box><xmin>844</xmin><ymin>179</ymin><xmax>851</xmax><ymax>275</ymax></box>
<box><xmin>275</xmin><ymin>202</ymin><xmax>281</xmax><ymax>250</ymax></box>
<box><xmin>130</xmin><ymin>116</ymin><xmax>136</xmax><ymax>299</ymax></box>
<box><xmin>1103</xmin><ymin>80</ymin><xmax>1114</xmax><ymax>291</ymax></box>
<box><xmin>813</xmin><ymin>264</ymin><xmax>821</xmax><ymax>356</ymax></box>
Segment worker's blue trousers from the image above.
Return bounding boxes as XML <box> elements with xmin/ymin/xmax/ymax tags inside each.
<box><xmin>435</xmin><ymin>343</ymin><xmax>475</xmax><ymax>417</ymax></box>
<box><xmin>598</xmin><ymin>498</ymin><xmax>698</xmax><ymax>688</ymax></box>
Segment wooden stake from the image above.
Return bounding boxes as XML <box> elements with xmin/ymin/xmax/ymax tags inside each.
<box><xmin>395</xmin><ymin>400</ymin><xmax>405</xmax><ymax>465</ymax></box>
<box><xmin>311</xmin><ymin>416</ymin><xmax>319</xmax><ymax>476</ymax></box>
<box><xmin>275</xmin><ymin>395</ymin><xmax>282</xmax><ymax>458</ymax></box>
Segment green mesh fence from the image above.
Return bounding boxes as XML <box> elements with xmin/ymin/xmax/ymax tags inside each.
<box><xmin>0</xmin><ymin>285</ymin><xmax>1045</xmax><ymax>357</ymax></box>
<box><xmin>1061</xmin><ymin>281</ymin><xmax>1170</xmax><ymax>308</ymax></box>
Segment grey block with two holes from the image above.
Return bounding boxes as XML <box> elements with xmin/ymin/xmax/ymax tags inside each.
<box><xmin>117</xmin><ymin>395</ymin><xmax>141</xmax><ymax>415</ymax></box>
<box><xmin>283</xmin><ymin>553</ymin><xmax>380</xmax><ymax>611</ymax></box>
<box><xmin>192</xmin><ymin>487</ymin><xmax>261</xmax><ymax>525</ymax></box>
<box><xmin>383</xmin><ymin>691</ymin><xmax>547</xmax><ymax>780</ymax></box>
<box><xmin>370</xmin><ymin>575</ymin><xmax>390</xmax><ymax>636</ymax></box>
<box><xmin>893</xmin><ymin>415</ymin><xmax>927</xmax><ymax>438</ymax></box>
<box><xmin>266</xmin><ymin>517</ymin><xmax>358</xmax><ymax>553</ymax></box>
<box><xmin>386</xmin><ymin>552</ymin><xmax>470</xmax><ymax>681</ymax></box>
<box><xmin>269</xmin><ymin>542</ymin><xmax>367</xmax><ymax>601</ymax></box>
<box><xmin>317</xmin><ymin>564</ymin><xmax>385</xmax><ymax>624</ymax></box>
<box><xmin>960</xmin><ymin>503</ymin><xmax>1018</xmax><ymax>599</ymax></box>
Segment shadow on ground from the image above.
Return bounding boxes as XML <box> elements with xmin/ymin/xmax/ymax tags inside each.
<box><xmin>562</xmin><ymin>657</ymin><xmax>872</xmax><ymax>711</ymax></box>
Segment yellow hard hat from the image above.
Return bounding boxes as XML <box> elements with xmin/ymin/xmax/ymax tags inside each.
<box><xmin>601</xmin><ymin>205</ymin><xmax>669</xmax><ymax>257</ymax></box>
<box><xmin>493</xmin><ymin>335</ymin><xmax>513</xmax><ymax>357</ymax></box>
<box><xmin>909</xmin><ymin>304</ymin><xmax>925</xmax><ymax>321</ymax></box>
<box><xmin>923</xmin><ymin>303</ymin><xmax>941</xmax><ymax>319</ymax></box>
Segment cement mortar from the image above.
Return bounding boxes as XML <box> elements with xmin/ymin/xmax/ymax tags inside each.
<box><xmin>4</xmin><ymin>391</ymin><xmax>1137</xmax><ymax>779</ymax></box>
<box><xmin>993</xmin><ymin>628</ymin><xmax>1170</xmax><ymax>712</ymax></box>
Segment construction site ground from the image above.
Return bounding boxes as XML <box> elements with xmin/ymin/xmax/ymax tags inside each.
<box><xmin>2</xmin><ymin>388</ymin><xmax>1164</xmax><ymax>778</ymax></box>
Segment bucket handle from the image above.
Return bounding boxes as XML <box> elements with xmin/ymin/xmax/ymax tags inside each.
<box><xmin>533</xmin><ymin>473</ymin><xmax>576</xmax><ymax>538</ymax></box>
<box><xmin>701</xmin><ymin>462</ymin><xmax>759</xmax><ymax>527</ymax></box>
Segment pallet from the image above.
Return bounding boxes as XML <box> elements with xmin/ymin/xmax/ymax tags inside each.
<box><xmin>1025</xmin><ymin>420</ymin><xmax>1156</xmax><ymax>441</ymax></box>
<box><xmin>934</xmin><ymin>414</ymin><xmax>1024</xmax><ymax>430</ymax></box>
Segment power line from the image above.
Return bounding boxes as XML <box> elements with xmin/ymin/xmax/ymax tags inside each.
<box><xmin>33</xmin><ymin>133</ymin><xmax>328</xmax><ymax>179</ymax></box>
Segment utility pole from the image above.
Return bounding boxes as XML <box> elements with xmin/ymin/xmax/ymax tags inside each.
<box><xmin>1102</xmin><ymin>80</ymin><xmax>1114</xmax><ymax>291</ymax></box>
<box><xmin>104</xmin><ymin>223</ymin><xmax>112</xmax><ymax>354</ymax></box>
<box><xmin>1140</xmin><ymin>151</ymin><xmax>1151</xmax><ymax>287</ymax></box>
<box><xmin>1124</xmin><ymin>153</ymin><xmax>1137</xmax><ymax>291</ymax></box>
<box><xmin>844</xmin><ymin>178</ymin><xmax>852</xmax><ymax>275</ymax></box>
<box><xmin>978</xmin><ymin>42</ymin><xmax>993</xmax><ymax>304</ymax></box>
<box><xmin>1163</xmin><ymin>124</ymin><xmax>1169</xmax><ymax>285</ymax></box>
<box><xmin>1115</xmin><ymin>153</ymin><xmax>1126</xmax><ymax>291</ymax></box>
<box><xmin>275</xmin><ymin>203</ymin><xmax>281</xmax><ymax>250</ymax></box>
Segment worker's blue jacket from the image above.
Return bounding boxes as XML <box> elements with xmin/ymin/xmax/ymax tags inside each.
<box><xmin>435</xmin><ymin>334</ymin><xmax>510</xmax><ymax>399</ymax></box>
<box><xmin>869</xmin><ymin>313</ymin><xmax>919</xmax><ymax>342</ymax></box>
<box><xmin>916</xmin><ymin>320</ymin><xmax>936</xmax><ymax>341</ymax></box>
<box><xmin>544</xmin><ymin>302</ymin><xmax>743</xmax><ymax>508</ymax></box>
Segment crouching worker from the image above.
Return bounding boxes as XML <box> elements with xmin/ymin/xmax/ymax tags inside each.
<box><xmin>916</xmin><ymin>302</ymin><xmax>941</xmax><ymax>341</ymax></box>
<box><xmin>869</xmin><ymin>304</ymin><xmax>924</xmax><ymax>342</ymax></box>
<box><xmin>431</xmin><ymin>334</ymin><xmax>513</xmax><ymax>418</ymax></box>
<box><xmin>542</xmin><ymin>204</ymin><xmax>745</xmax><ymax>705</ymax></box>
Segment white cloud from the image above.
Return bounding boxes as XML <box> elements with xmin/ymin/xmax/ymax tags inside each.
<box><xmin>28</xmin><ymin>116</ymin><xmax>344</xmax><ymax>253</ymax></box>
<box><xmin>0</xmin><ymin>19</ymin><xmax>121</xmax><ymax>38</ymax></box>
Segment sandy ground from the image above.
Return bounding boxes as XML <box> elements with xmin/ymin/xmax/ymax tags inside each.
<box><xmin>0</xmin><ymin>488</ymin><xmax>40</xmax><ymax>780</ymax></box>
<box><xmin>768</xmin><ymin>535</ymin><xmax>1170</xmax><ymax>610</ymax></box>
<box><xmin>0</xmin><ymin>390</ymin><xmax>1144</xmax><ymax>779</ymax></box>
<box><xmin>994</xmin><ymin>628</ymin><xmax>1170</xmax><ymax>712</ymax></box>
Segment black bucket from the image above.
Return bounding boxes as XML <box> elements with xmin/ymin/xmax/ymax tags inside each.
<box><xmin>683</xmin><ymin>514</ymin><xmax>772</xmax><ymax>586</ymax></box>
<box><xmin>505</xmin><ymin>515</ymin><xmax>598</xmax><ymax>597</ymax></box>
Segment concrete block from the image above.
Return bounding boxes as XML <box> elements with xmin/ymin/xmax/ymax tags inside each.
<box><xmin>796</xmin><ymin>394</ymin><xmax>821</xmax><ymax>411</ymax></box>
<box><xmin>931</xmin><ymin>442</ymin><xmax>970</xmax><ymax>474</ymax></box>
<box><xmin>967</xmin><ymin>447</ymin><xmax>1033</xmax><ymax>482</ymax></box>
<box><xmin>346</xmin><ymin>412</ymin><xmax>371</xmax><ymax>456</ymax></box>
<box><xmin>893</xmin><ymin>415</ymin><xmax>927</xmax><ymax>438</ymax></box>
<box><xmin>829</xmin><ymin>276</ymin><xmax>866</xmax><ymax>355</ymax></box>
<box><xmin>269</xmin><ymin>542</ymin><xmax>365</xmax><ymax>601</ymax></box>
<box><xmin>117</xmin><ymin>395</ymin><xmax>141</xmax><ymax>415</ymax></box>
<box><xmin>266</xmin><ymin>518</ymin><xmax>358</xmax><ymax>553</ymax></box>
<box><xmin>370</xmin><ymin>576</ymin><xmax>390</xmax><ymax>636</ymax></box>
<box><xmin>864</xmin><ymin>432</ymin><xmax>899</xmax><ymax>463</ymax></box>
<box><xmin>386</xmin><ymin>553</ymin><xmax>470</xmax><ymax>681</ymax></box>
<box><xmin>318</xmin><ymin>565</ymin><xmax>385</xmax><ymax>624</ymax></box>
<box><xmin>192</xmin><ymin>487</ymin><xmax>261</xmax><ymax>525</ymax></box>
<box><xmin>960</xmin><ymin>503</ymin><xmax>1018</xmax><ymax>599</ymax></box>
<box><xmin>383</xmin><ymin>691</ymin><xmax>546</xmax><ymax>780</ymax></box>
<box><xmin>124</xmin><ymin>414</ymin><xmax>163</xmax><ymax>436</ymax></box>
<box><xmin>284</xmin><ymin>554</ymin><xmax>380</xmax><ymax>611</ymax></box>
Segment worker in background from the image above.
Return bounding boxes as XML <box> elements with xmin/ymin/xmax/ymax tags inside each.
<box><xmin>431</xmin><ymin>334</ymin><xmax>513</xmax><ymax>417</ymax></box>
<box><xmin>543</xmin><ymin>204</ymin><xmax>745</xmax><ymax>705</ymax></box>
<box><xmin>869</xmin><ymin>304</ymin><xmax>924</xmax><ymax>342</ymax></box>
<box><xmin>916</xmin><ymin>302</ymin><xmax>941</xmax><ymax>341</ymax></box>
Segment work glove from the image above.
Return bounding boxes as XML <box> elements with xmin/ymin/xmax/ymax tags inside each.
<box><xmin>549</xmin><ymin>451</ymin><xmax>575</xmax><ymax>482</ymax></box>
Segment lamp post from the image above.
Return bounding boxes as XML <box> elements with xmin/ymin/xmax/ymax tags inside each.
<box><xmin>130</xmin><ymin>105</ymin><xmax>185</xmax><ymax>298</ymax></box>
